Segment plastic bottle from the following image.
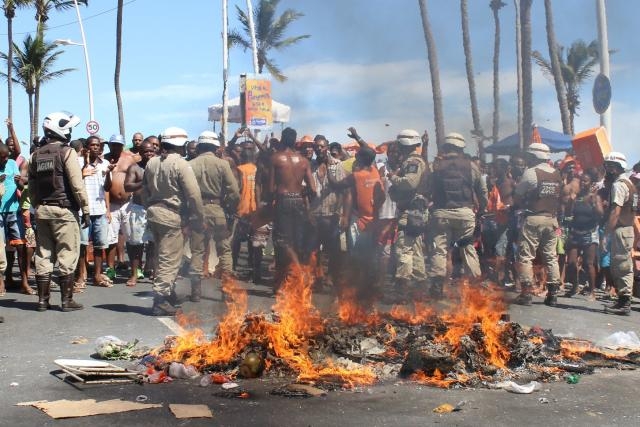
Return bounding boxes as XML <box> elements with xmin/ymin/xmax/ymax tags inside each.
<box><xmin>566</xmin><ymin>373</ymin><xmax>580</xmax><ymax>384</ymax></box>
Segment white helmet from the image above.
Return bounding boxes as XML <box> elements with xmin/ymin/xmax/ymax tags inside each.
<box><xmin>197</xmin><ymin>130</ymin><xmax>220</xmax><ymax>147</ymax></box>
<box><xmin>526</xmin><ymin>142</ymin><xmax>551</xmax><ymax>160</ymax></box>
<box><xmin>604</xmin><ymin>151</ymin><xmax>627</xmax><ymax>170</ymax></box>
<box><xmin>444</xmin><ymin>132</ymin><xmax>466</xmax><ymax>148</ymax></box>
<box><xmin>160</xmin><ymin>127</ymin><xmax>189</xmax><ymax>147</ymax></box>
<box><xmin>397</xmin><ymin>129</ymin><xmax>421</xmax><ymax>146</ymax></box>
<box><xmin>42</xmin><ymin>111</ymin><xmax>80</xmax><ymax>143</ymax></box>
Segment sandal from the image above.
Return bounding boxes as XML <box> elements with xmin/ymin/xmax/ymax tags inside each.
<box><xmin>20</xmin><ymin>287</ymin><xmax>36</xmax><ymax>295</ymax></box>
<box><xmin>74</xmin><ymin>280</ymin><xmax>87</xmax><ymax>290</ymax></box>
<box><xmin>126</xmin><ymin>278</ymin><xmax>137</xmax><ymax>287</ymax></box>
<box><xmin>93</xmin><ymin>280</ymin><xmax>114</xmax><ymax>288</ymax></box>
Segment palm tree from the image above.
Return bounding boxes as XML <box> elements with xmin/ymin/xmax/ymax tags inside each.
<box><xmin>542</xmin><ymin>0</ymin><xmax>571</xmax><ymax>134</ymax></box>
<box><xmin>34</xmin><ymin>0</ymin><xmax>88</xmax><ymax>36</ymax></box>
<box><xmin>520</xmin><ymin>0</ymin><xmax>533</xmax><ymax>145</ymax></box>
<box><xmin>0</xmin><ymin>33</ymin><xmax>74</xmax><ymax>141</ymax></box>
<box><xmin>418</xmin><ymin>0</ymin><xmax>445</xmax><ymax>150</ymax></box>
<box><xmin>3</xmin><ymin>0</ymin><xmax>31</xmax><ymax>121</ymax></box>
<box><xmin>533</xmin><ymin>40</ymin><xmax>599</xmax><ymax>135</ymax></box>
<box><xmin>114</xmin><ymin>0</ymin><xmax>125</xmax><ymax>136</ymax></box>
<box><xmin>228</xmin><ymin>0</ymin><xmax>309</xmax><ymax>82</ymax></box>
<box><xmin>489</xmin><ymin>0</ymin><xmax>506</xmax><ymax>146</ymax></box>
<box><xmin>460</xmin><ymin>0</ymin><xmax>484</xmax><ymax>160</ymax></box>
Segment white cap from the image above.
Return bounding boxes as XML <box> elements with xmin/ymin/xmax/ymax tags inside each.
<box><xmin>397</xmin><ymin>129</ymin><xmax>421</xmax><ymax>146</ymax></box>
<box><xmin>109</xmin><ymin>134</ymin><xmax>125</xmax><ymax>145</ymax></box>
<box><xmin>604</xmin><ymin>151</ymin><xmax>628</xmax><ymax>170</ymax></box>
<box><xmin>161</xmin><ymin>127</ymin><xmax>189</xmax><ymax>146</ymax></box>
<box><xmin>444</xmin><ymin>132</ymin><xmax>465</xmax><ymax>148</ymax></box>
<box><xmin>197</xmin><ymin>131</ymin><xmax>220</xmax><ymax>147</ymax></box>
<box><xmin>526</xmin><ymin>142</ymin><xmax>551</xmax><ymax>160</ymax></box>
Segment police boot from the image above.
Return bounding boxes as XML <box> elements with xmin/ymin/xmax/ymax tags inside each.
<box><xmin>429</xmin><ymin>277</ymin><xmax>445</xmax><ymax>300</ymax></box>
<box><xmin>544</xmin><ymin>282</ymin><xmax>559</xmax><ymax>307</ymax></box>
<box><xmin>514</xmin><ymin>283</ymin><xmax>533</xmax><ymax>306</ymax></box>
<box><xmin>60</xmin><ymin>274</ymin><xmax>83</xmax><ymax>312</ymax></box>
<box><xmin>190</xmin><ymin>277</ymin><xmax>202</xmax><ymax>303</ymax></box>
<box><xmin>605</xmin><ymin>295</ymin><xmax>631</xmax><ymax>316</ymax></box>
<box><xmin>36</xmin><ymin>273</ymin><xmax>52</xmax><ymax>312</ymax></box>
<box><xmin>151</xmin><ymin>294</ymin><xmax>178</xmax><ymax>316</ymax></box>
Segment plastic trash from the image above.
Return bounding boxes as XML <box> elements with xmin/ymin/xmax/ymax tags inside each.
<box><xmin>566</xmin><ymin>374</ymin><xmax>580</xmax><ymax>384</ymax></box>
<box><xmin>491</xmin><ymin>381</ymin><xmax>541</xmax><ymax>394</ymax></box>
<box><xmin>199</xmin><ymin>373</ymin><xmax>230</xmax><ymax>387</ymax></box>
<box><xmin>222</xmin><ymin>382</ymin><xmax>239</xmax><ymax>390</ymax></box>
<box><xmin>94</xmin><ymin>336</ymin><xmax>139</xmax><ymax>360</ymax></box>
<box><xmin>538</xmin><ymin>397</ymin><xmax>550</xmax><ymax>404</ymax></box>
<box><xmin>168</xmin><ymin>362</ymin><xmax>199</xmax><ymax>379</ymax></box>
<box><xmin>136</xmin><ymin>395</ymin><xmax>148</xmax><ymax>402</ymax></box>
<box><xmin>597</xmin><ymin>331</ymin><xmax>640</xmax><ymax>350</ymax></box>
<box><xmin>200</xmin><ymin>375</ymin><xmax>213</xmax><ymax>387</ymax></box>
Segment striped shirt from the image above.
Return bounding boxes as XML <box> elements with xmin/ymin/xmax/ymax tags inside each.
<box><xmin>310</xmin><ymin>158</ymin><xmax>345</xmax><ymax>217</ymax></box>
<box><xmin>83</xmin><ymin>157</ymin><xmax>109</xmax><ymax>216</ymax></box>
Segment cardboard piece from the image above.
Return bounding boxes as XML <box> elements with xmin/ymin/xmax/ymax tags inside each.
<box><xmin>169</xmin><ymin>404</ymin><xmax>213</xmax><ymax>419</ymax></box>
<box><xmin>285</xmin><ymin>383</ymin><xmax>327</xmax><ymax>397</ymax></box>
<box><xmin>18</xmin><ymin>399</ymin><xmax>162</xmax><ymax>419</ymax></box>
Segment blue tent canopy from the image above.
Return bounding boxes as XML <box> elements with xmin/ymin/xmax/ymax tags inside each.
<box><xmin>485</xmin><ymin>126</ymin><xmax>572</xmax><ymax>155</ymax></box>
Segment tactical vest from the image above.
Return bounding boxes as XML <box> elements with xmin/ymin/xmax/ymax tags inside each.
<box><xmin>527</xmin><ymin>168</ymin><xmax>561</xmax><ymax>215</ymax></box>
<box><xmin>431</xmin><ymin>157</ymin><xmax>474</xmax><ymax>209</ymax></box>
<box><xmin>33</xmin><ymin>143</ymin><xmax>79</xmax><ymax>211</ymax></box>
<box><xmin>612</xmin><ymin>178</ymin><xmax>638</xmax><ymax>228</ymax></box>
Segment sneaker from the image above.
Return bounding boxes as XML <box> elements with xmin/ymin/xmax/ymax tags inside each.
<box><xmin>105</xmin><ymin>267</ymin><xmax>116</xmax><ymax>281</ymax></box>
<box><xmin>136</xmin><ymin>268</ymin><xmax>145</xmax><ymax>280</ymax></box>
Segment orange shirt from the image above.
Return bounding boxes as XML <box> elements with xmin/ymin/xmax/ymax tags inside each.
<box><xmin>353</xmin><ymin>166</ymin><xmax>381</xmax><ymax>230</ymax></box>
<box><xmin>237</xmin><ymin>163</ymin><xmax>257</xmax><ymax>216</ymax></box>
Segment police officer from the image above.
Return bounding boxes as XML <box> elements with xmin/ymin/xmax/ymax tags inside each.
<box><xmin>426</xmin><ymin>132</ymin><xmax>488</xmax><ymax>298</ymax></box>
<box><xmin>143</xmin><ymin>127</ymin><xmax>204</xmax><ymax>316</ymax></box>
<box><xmin>602</xmin><ymin>152</ymin><xmax>636</xmax><ymax>315</ymax></box>
<box><xmin>388</xmin><ymin>129</ymin><xmax>427</xmax><ymax>296</ymax></box>
<box><xmin>189</xmin><ymin>131</ymin><xmax>239</xmax><ymax>302</ymax></box>
<box><xmin>28</xmin><ymin>112</ymin><xmax>89</xmax><ymax>312</ymax></box>
<box><xmin>513</xmin><ymin>142</ymin><xmax>563</xmax><ymax>306</ymax></box>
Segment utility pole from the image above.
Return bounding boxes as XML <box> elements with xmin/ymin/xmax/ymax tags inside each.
<box><xmin>596</xmin><ymin>0</ymin><xmax>611</xmax><ymax>140</ymax></box>
<box><xmin>222</xmin><ymin>0</ymin><xmax>229</xmax><ymax>145</ymax></box>
<box><xmin>514</xmin><ymin>0</ymin><xmax>524</xmax><ymax>150</ymax></box>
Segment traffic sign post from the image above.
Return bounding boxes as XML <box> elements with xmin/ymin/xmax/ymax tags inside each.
<box><xmin>86</xmin><ymin>120</ymin><xmax>100</xmax><ymax>135</ymax></box>
<box><xmin>593</xmin><ymin>73</ymin><xmax>611</xmax><ymax>115</ymax></box>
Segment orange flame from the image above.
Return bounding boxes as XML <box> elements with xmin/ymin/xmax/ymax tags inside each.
<box><xmin>409</xmin><ymin>368</ymin><xmax>466</xmax><ymax>388</ymax></box>
<box><xmin>337</xmin><ymin>287</ymin><xmax>381</xmax><ymax>326</ymax></box>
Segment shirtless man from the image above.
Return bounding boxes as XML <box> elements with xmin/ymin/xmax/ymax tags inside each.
<box><xmin>558</xmin><ymin>158</ymin><xmax>580</xmax><ymax>282</ymax></box>
<box><xmin>104</xmin><ymin>134</ymin><xmax>138</xmax><ymax>280</ymax></box>
<box><xmin>123</xmin><ymin>141</ymin><xmax>156</xmax><ymax>286</ymax></box>
<box><xmin>130</xmin><ymin>132</ymin><xmax>144</xmax><ymax>155</ymax></box>
<box><xmin>268</xmin><ymin>127</ymin><xmax>315</xmax><ymax>285</ymax></box>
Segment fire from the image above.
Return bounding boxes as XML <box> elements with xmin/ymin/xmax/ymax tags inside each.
<box><xmin>388</xmin><ymin>301</ymin><xmax>435</xmax><ymax>325</ymax></box>
<box><xmin>337</xmin><ymin>287</ymin><xmax>381</xmax><ymax>326</ymax></box>
<box><xmin>560</xmin><ymin>339</ymin><xmax>630</xmax><ymax>360</ymax></box>
<box><xmin>409</xmin><ymin>368</ymin><xmax>464</xmax><ymax>388</ymax></box>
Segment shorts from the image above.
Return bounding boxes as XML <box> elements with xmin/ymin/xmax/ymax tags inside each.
<box><xmin>566</xmin><ymin>227</ymin><xmax>599</xmax><ymax>249</ymax></box>
<box><xmin>80</xmin><ymin>214</ymin><xmax>110</xmax><ymax>249</ymax></box>
<box><xmin>252</xmin><ymin>224</ymin><xmax>271</xmax><ymax>248</ymax></box>
<box><xmin>124</xmin><ymin>203</ymin><xmax>150</xmax><ymax>245</ymax></box>
<box><xmin>495</xmin><ymin>226</ymin><xmax>509</xmax><ymax>257</ymax></box>
<box><xmin>0</xmin><ymin>211</ymin><xmax>24</xmax><ymax>246</ymax></box>
<box><xmin>108</xmin><ymin>201</ymin><xmax>130</xmax><ymax>245</ymax></box>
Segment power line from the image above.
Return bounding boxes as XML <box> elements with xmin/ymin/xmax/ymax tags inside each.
<box><xmin>0</xmin><ymin>0</ymin><xmax>139</xmax><ymax>36</ymax></box>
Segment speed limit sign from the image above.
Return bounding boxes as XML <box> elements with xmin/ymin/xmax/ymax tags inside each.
<box><xmin>86</xmin><ymin>120</ymin><xmax>100</xmax><ymax>135</ymax></box>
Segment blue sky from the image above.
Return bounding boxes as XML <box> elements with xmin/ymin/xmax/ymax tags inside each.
<box><xmin>1</xmin><ymin>0</ymin><xmax>638</xmax><ymax>164</ymax></box>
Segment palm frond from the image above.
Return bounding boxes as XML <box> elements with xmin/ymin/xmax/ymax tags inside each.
<box><xmin>263</xmin><ymin>56</ymin><xmax>286</xmax><ymax>82</ymax></box>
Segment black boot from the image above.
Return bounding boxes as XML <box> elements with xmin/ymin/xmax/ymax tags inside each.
<box><xmin>36</xmin><ymin>273</ymin><xmax>52</xmax><ymax>312</ymax></box>
<box><xmin>190</xmin><ymin>278</ymin><xmax>202</xmax><ymax>302</ymax></box>
<box><xmin>514</xmin><ymin>282</ymin><xmax>533</xmax><ymax>306</ymax></box>
<box><xmin>151</xmin><ymin>295</ymin><xmax>177</xmax><ymax>316</ymax></box>
<box><xmin>605</xmin><ymin>295</ymin><xmax>631</xmax><ymax>316</ymax></box>
<box><xmin>429</xmin><ymin>277</ymin><xmax>444</xmax><ymax>300</ymax></box>
<box><xmin>544</xmin><ymin>282</ymin><xmax>559</xmax><ymax>307</ymax></box>
<box><xmin>60</xmin><ymin>274</ymin><xmax>83</xmax><ymax>312</ymax></box>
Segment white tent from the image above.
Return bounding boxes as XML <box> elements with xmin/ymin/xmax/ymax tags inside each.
<box><xmin>207</xmin><ymin>97</ymin><xmax>291</xmax><ymax>124</ymax></box>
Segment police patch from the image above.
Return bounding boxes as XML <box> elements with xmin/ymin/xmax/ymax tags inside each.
<box><xmin>405</xmin><ymin>163</ymin><xmax>419</xmax><ymax>174</ymax></box>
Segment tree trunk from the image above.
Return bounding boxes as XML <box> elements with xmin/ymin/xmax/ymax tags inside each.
<box><xmin>28</xmin><ymin>93</ymin><xmax>34</xmax><ymax>142</ymax></box>
<box><xmin>544</xmin><ymin>0</ymin><xmax>571</xmax><ymax>135</ymax></box>
<box><xmin>461</xmin><ymin>0</ymin><xmax>483</xmax><ymax>160</ymax></box>
<box><xmin>520</xmin><ymin>0</ymin><xmax>533</xmax><ymax>146</ymax></box>
<box><xmin>115</xmin><ymin>0</ymin><xmax>125</xmax><ymax>136</ymax></box>
<box><xmin>34</xmin><ymin>84</ymin><xmax>40</xmax><ymax>143</ymax></box>
<box><xmin>418</xmin><ymin>0</ymin><xmax>445</xmax><ymax>151</ymax></box>
<box><xmin>490</xmin><ymin>1</ymin><xmax>504</xmax><ymax>146</ymax></box>
<box><xmin>6</xmin><ymin>12</ymin><xmax>13</xmax><ymax>121</ymax></box>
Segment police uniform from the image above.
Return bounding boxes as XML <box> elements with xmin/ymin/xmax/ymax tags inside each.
<box><xmin>189</xmin><ymin>145</ymin><xmax>239</xmax><ymax>301</ymax></box>
<box><xmin>390</xmin><ymin>139</ymin><xmax>427</xmax><ymax>287</ymax></box>
<box><xmin>426</xmin><ymin>151</ymin><xmax>487</xmax><ymax>293</ymax></box>
<box><xmin>515</xmin><ymin>147</ymin><xmax>562</xmax><ymax>306</ymax></box>
<box><xmin>143</xmin><ymin>127</ymin><xmax>203</xmax><ymax>313</ymax></box>
<box><xmin>29</xmin><ymin>112</ymin><xmax>89</xmax><ymax>312</ymax></box>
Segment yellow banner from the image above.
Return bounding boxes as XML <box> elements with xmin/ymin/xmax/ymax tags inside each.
<box><xmin>245</xmin><ymin>79</ymin><xmax>272</xmax><ymax>127</ymax></box>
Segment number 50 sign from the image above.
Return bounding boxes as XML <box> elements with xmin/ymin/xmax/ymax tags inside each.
<box><xmin>86</xmin><ymin>120</ymin><xmax>100</xmax><ymax>135</ymax></box>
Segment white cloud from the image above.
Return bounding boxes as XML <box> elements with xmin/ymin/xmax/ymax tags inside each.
<box><xmin>123</xmin><ymin>84</ymin><xmax>217</xmax><ymax>102</ymax></box>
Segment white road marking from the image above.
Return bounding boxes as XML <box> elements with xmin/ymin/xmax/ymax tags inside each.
<box><xmin>157</xmin><ymin>317</ymin><xmax>186</xmax><ymax>335</ymax></box>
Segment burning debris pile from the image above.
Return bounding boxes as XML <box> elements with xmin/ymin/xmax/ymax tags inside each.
<box><xmin>151</xmin><ymin>265</ymin><xmax>640</xmax><ymax>390</ymax></box>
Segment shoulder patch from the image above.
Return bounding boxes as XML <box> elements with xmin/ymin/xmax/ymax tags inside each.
<box><xmin>405</xmin><ymin>163</ymin><xmax>419</xmax><ymax>174</ymax></box>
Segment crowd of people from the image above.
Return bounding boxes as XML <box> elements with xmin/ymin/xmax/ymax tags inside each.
<box><xmin>0</xmin><ymin>111</ymin><xmax>638</xmax><ymax>322</ymax></box>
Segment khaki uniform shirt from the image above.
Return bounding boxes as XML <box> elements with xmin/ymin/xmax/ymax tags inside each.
<box><xmin>189</xmin><ymin>152</ymin><xmax>239</xmax><ymax>211</ymax></box>
<box><xmin>390</xmin><ymin>152</ymin><xmax>426</xmax><ymax>210</ymax></box>
<box><xmin>28</xmin><ymin>142</ymin><xmax>89</xmax><ymax>219</ymax></box>
<box><xmin>143</xmin><ymin>152</ymin><xmax>203</xmax><ymax>228</ymax></box>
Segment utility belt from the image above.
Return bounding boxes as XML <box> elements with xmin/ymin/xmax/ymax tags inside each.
<box><xmin>152</xmin><ymin>200</ymin><xmax>180</xmax><ymax>213</ymax></box>
<box><xmin>40</xmin><ymin>199</ymin><xmax>73</xmax><ymax>209</ymax></box>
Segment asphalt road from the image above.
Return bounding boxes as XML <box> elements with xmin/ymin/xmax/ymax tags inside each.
<box><xmin>1</xmin><ymin>266</ymin><xmax>640</xmax><ymax>427</ymax></box>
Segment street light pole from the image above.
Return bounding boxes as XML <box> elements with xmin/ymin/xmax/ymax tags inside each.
<box><xmin>596</xmin><ymin>0</ymin><xmax>611</xmax><ymax>140</ymax></box>
<box><xmin>69</xmin><ymin>0</ymin><xmax>93</xmax><ymax>122</ymax></box>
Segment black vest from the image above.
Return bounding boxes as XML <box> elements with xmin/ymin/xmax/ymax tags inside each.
<box><xmin>432</xmin><ymin>157</ymin><xmax>474</xmax><ymax>209</ymax></box>
<box><xmin>527</xmin><ymin>168</ymin><xmax>561</xmax><ymax>215</ymax></box>
<box><xmin>33</xmin><ymin>143</ymin><xmax>79</xmax><ymax>211</ymax></box>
